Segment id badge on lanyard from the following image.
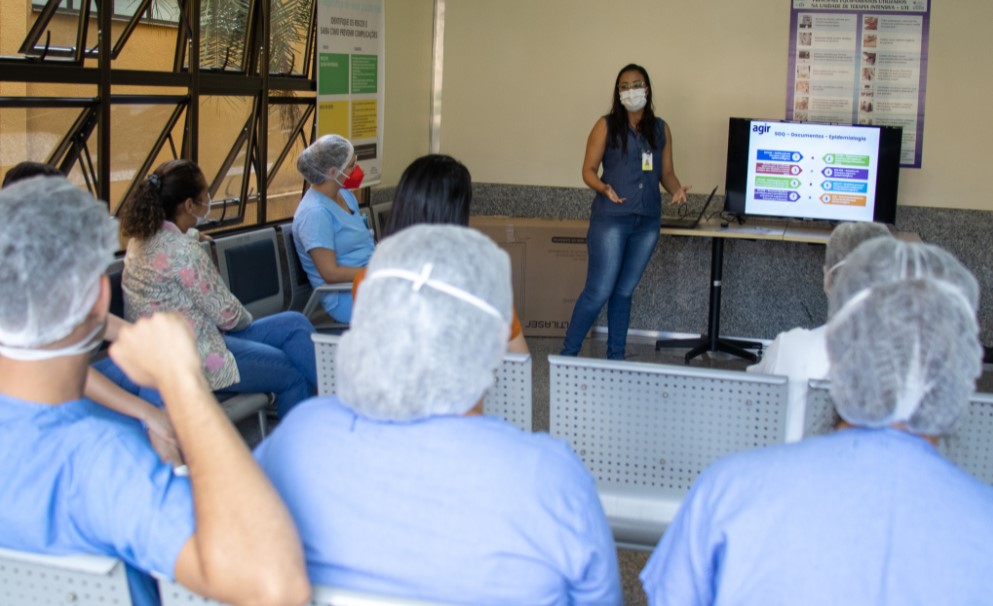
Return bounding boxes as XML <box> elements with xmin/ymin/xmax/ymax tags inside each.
<box><xmin>642</xmin><ymin>151</ymin><xmax>653</xmax><ymax>172</ymax></box>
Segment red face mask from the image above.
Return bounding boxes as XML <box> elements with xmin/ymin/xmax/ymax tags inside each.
<box><xmin>339</xmin><ymin>164</ymin><xmax>365</xmax><ymax>190</ymax></box>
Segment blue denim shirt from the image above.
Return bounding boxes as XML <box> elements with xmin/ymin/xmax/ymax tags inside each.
<box><xmin>592</xmin><ymin>117</ymin><xmax>667</xmax><ymax>218</ymax></box>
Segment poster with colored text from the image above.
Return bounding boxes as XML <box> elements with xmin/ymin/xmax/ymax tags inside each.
<box><xmin>317</xmin><ymin>0</ymin><xmax>385</xmax><ymax>186</ymax></box>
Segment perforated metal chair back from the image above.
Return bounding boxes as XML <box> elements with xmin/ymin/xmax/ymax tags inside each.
<box><xmin>313</xmin><ymin>332</ymin><xmax>341</xmax><ymax>396</ymax></box>
<box><xmin>312</xmin><ymin>333</ymin><xmax>533</xmax><ymax>432</ymax></box>
<box><xmin>549</xmin><ymin>356</ymin><xmax>789</xmax><ymax>548</ymax></box>
<box><xmin>807</xmin><ymin>381</ymin><xmax>993</xmax><ymax>485</ymax></box>
<box><xmin>804</xmin><ymin>379</ymin><xmax>838</xmax><ymax>437</ymax></box>
<box><xmin>214</xmin><ymin>228</ymin><xmax>284</xmax><ymax>318</ymax></box>
<box><xmin>940</xmin><ymin>393</ymin><xmax>993</xmax><ymax>485</ymax></box>
<box><xmin>485</xmin><ymin>353</ymin><xmax>532</xmax><ymax>431</ymax></box>
<box><xmin>159</xmin><ymin>579</ymin><xmax>459</xmax><ymax>605</ymax></box>
<box><xmin>0</xmin><ymin>548</ymin><xmax>132</xmax><ymax>605</ymax></box>
<box><xmin>549</xmin><ymin>355</ymin><xmax>789</xmax><ymax>493</ymax></box>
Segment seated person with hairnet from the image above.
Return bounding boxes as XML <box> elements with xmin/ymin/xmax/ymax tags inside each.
<box><xmin>256</xmin><ymin>225</ymin><xmax>622</xmax><ymax>605</ymax></box>
<box><xmin>293</xmin><ymin>134</ymin><xmax>375</xmax><ymax>323</ymax></box>
<box><xmin>640</xmin><ymin>240</ymin><xmax>993</xmax><ymax>604</ymax></box>
<box><xmin>2</xmin><ymin>162</ymin><xmax>179</xmax><ymax>464</ymax></box>
<box><xmin>747</xmin><ymin>221</ymin><xmax>891</xmax><ymax>438</ymax></box>
<box><xmin>0</xmin><ymin>177</ymin><xmax>309</xmax><ymax>606</ymax></box>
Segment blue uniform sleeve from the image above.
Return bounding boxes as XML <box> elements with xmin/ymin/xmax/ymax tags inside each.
<box><xmin>568</xmin><ymin>484</ymin><xmax>623</xmax><ymax>605</ymax></box>
<box><xmin>640</xmin><ymin>471</ymin><xmax>720</xmax><ymax>606</ymax></box>
<box><xmin>71</xmin><ymin>432</ymin><xmax>195</xmax><ymax>580</ymax></box>
<box><xmin>296</xmin><ymin>205</ymin><xmax>338</xmax><ymax>254</ymax></box>
<box><xmin>545</xmin><ymin>448</ymin><xmax>623</xmax><ymax>605</ymax></box>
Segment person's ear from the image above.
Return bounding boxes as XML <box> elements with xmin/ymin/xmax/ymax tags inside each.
<box><xmin>85</xmin><ymin>274</ymin><xmax>112</xmax><ymax>326</ymax></box>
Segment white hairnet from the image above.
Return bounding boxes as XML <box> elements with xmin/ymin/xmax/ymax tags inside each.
<box><xmin>336</xmin><ymin>225</ymin><xmax>512</xmax><ymax>421</ymax></box>
<box><xmin>828</xmin><ymin>238</ymin><xmax>980</xmax><ymax>317</ymax></box>
<box><xmin>0</xmin><ymin>176</ymin><xmax>117</xmax><ymax>347</ymax></box>
<box><xmin>296</xmin><ymin>134</ymin><xmax>353</xmax><ymax>185</ymax></box>
<box><xmin>826</xmin><ymin>278</ymin><xmax>982</xmax><ymax>436</ymax></box>
<box><xmin>823</xmin><ymin>221</ymin><xmax>891</xmax><ymax>276</ymax></box>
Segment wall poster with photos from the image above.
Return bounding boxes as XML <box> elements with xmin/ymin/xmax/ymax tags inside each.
<box><xmin>788</xmin><ymin>0</ymin><xmax>930</xmax><ymax>167</ymax></box>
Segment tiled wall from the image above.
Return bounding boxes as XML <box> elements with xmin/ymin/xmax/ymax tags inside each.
<box><xmin>373</xmin><ymin>183</ymin><xmax>993</xmax><ymax>346</ymax></box>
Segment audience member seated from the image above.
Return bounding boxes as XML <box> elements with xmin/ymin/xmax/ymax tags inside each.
<box><xmin>2</xmin><ymin>162</ymin><xmax>179</xmax><ymax>463</ymax></box>
<box><xmin>352</xmin><ymin>154</ymin><xmax>529</xmax><ymax>353</ymax></box>
<box><xmin>119</xmin><ymin>160</ymin><xmax>317</xmax><ymax>417</ymax></box>
<box><xmin>293</xmin><ymin>134</ymin><xmax>375</xmax><ymax>323</ymax></box>
<box><xmin>1</xmin><ymin>160</ymin><xmax>62</xmax><ymax>187</ymax></box>
<box><xmin>825</xmin><ymin>237</ymin><xmax>980</xmax><ymax>318</ymax></box>
<box><xmin>747</xmin><ymin>221</ymin><xmax>890</xmax><ymax>423</ymax></box>
<box><xmin>0</xmin><ymin>177</ymin><xmax>309</xmax><ymax>606</ymax></box>
<box><xmin>256</xmin><ymin>225</ymin><xmax>621</xmax><ymax>605</ymax></box>
<box><xmin>640</xmin><ymin>242</ymin><xmax>993</xmax><ymax>604</ymax></box>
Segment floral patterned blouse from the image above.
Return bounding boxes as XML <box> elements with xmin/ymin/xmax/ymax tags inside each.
<box><xmin>123</xmin><ymin>221</ymin><xmax>252</xmax><ymax>390</ymax></box>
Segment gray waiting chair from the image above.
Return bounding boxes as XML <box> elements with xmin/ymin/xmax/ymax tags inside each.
<box><xmin>200</xmin><ymin>233</ymin><xmax>274</xmax><ymax>435</ymax></box>
<box><xmin>214</xmin><ymin>228</ymin><xmax>285</xmax><ymax>319</ymax></box>
<box><xmin>312</xmin><ymin>333</ymin><xmax>533</xmax><ymax>432</ymax></box>
<box><xmin>806</xmin><ymin>380</ymin><xmax>993</xmax><ymax>485</ymax></box>
<box><xmin>159</xmin><ymin>578</ymin><xmax>459</xmax><ymax>605</ymax></box>
<box><xmin>279</xmin><ymin>224</ymin><xmax>352</xmax><ymax>330</ymax></box>
<box><xmin>549</xmin><ymin>355</ymin><xmax>790</xmax><ymax>550</ymax></box>
<box><xmin>0</xmin><ymin>547</ymin><xmax>132</xmax><ymax>605</ymax></box>
<box><xmin>107</xmin><ymin>247</ymin><xmax>269</xmax><ymax>437</ymax></box>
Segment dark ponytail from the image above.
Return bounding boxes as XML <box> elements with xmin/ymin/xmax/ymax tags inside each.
<box><xmin>120</xmin><ymin>159</ymin><xmax>205</xmax><ymax>239</ymax></box>
<box><xmin>384</xmin><ymin>154</ymin><xmax>472</xmax><ymax>238</ymax></box>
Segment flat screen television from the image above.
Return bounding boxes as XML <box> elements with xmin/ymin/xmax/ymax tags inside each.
<box><xmin>724</xmin><ymin>117</ymin><xmax>902</xmax><ymax>224</ymax></box>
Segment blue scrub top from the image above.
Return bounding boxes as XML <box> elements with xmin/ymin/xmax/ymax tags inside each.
<box><xmin>292</xmin><ymin>187</ymin><xmax>375</xmax><ymax>317</ymax></box>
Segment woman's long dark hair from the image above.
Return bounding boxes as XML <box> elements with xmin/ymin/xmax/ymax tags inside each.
<box><xmin>1</xmin><ymin>161</ymin><xmax>63</xmax><ymax>188</ymax></box>
<box><xmin>606</xmin><ymin>63</ymin><xmax>658</xmax><ymax>154</ymax></box>
<box><xmin>119</xmin><ymin>160</ymin><xmax>205</xmax><ymax>240</ymax></box>
<box><xmin>383</xmin><ymin>154</ymin><xmax>472</xmax><ymax>238</ymax></box>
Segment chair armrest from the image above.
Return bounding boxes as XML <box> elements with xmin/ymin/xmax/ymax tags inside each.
<box><xmin>302</xmin><ymin>282</ymin><xmax>353</xmax><ymax>318</ymax></box>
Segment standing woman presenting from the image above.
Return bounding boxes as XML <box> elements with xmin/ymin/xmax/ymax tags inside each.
<box><xmin>561</xmin><ymin>63</ymin><xmax>689</xmax><ymax>360</ymax></box>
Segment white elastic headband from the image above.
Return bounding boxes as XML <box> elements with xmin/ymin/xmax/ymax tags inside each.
<box><xmin>825</xmin><ymin>258</ymin><xmax>846</xmax><ymax>278</ymax></box>
<box><xmin>364</xmin><ymin>263</ymin><xmax>506</xmax><ymax>323</ymax></box>
<box><xmin>0</xmin><ymin>322</ymin><xmax>104</xmax><ymax>362</ymax></box>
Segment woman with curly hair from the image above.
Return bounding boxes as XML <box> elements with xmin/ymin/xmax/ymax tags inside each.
<box><xmin>120</xmin><ymin>159</ymin><xmax>316</xmax><ymax>417</ymax></box>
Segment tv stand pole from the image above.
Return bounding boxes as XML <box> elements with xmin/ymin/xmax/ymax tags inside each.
<box><xmin>655</xmin><ymin>237</ymin><xmax>760</xmax><ymax>364</ymax></box>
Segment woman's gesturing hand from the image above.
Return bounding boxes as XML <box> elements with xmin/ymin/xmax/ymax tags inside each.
<box><xmin>669</xmin><ymin>185</ymin><xmax>691</xmax><ymax>206</ymax></box>
<box><xmin>604</xmin><ymin>184</ymin><xmax>626</xmax><ymax>204</ymax></box>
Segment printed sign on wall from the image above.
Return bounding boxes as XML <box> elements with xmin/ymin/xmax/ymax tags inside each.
<box><xmin>788</xmin><ymin>0</ymin><xmax>930</xmax><ymax>167</ymax></box>
<box><xmin>317</xmin><ymin>0</ymin><xmax>385</xmax><ymax>185</ymax></box>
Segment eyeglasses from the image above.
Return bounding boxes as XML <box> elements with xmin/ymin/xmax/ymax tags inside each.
<box><xmin>196</xmin><ymin>192</ymin><xmax>212</xmax><ymax>208</ymax></box>
<box><xmin>618</xmin><ymin>80</ymin><xmax>646</xmax><ymax>92</ymax></box>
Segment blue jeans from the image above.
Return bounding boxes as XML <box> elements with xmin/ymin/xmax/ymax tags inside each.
<box><xmin>561</xmin><ymin>213</ymin><xmax>660</xmax><ymax>359</ymax></box>
<box><xmin>91</xmin><ymin>356</ymin><xmax>164</xmax><ymax>408</ymax></box>
<box><xmin>223</xmin><ymin>312</ymin><xmax>317</xmax><ymax>417</ymax></box>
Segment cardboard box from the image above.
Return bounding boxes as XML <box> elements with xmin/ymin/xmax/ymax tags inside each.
<box><xmin>470</xmin><ymin>216</ymin><xmax>589</xmax><ymax>337</ymax></box>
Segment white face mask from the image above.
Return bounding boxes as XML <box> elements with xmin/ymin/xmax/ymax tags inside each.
<box><xmin>193</xmin><ymin>203</ymin><xmax>210</xmax><ymax>227</ymax></box>
<box><xmin>619</xmin><ymin>88</ymin><xmax>648</xmax><ymax>112</ymax></box>
<box><xmin>0</xmin><ymin>321</ymin><xmax>105</xmax><ymax>361</ymax></box>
